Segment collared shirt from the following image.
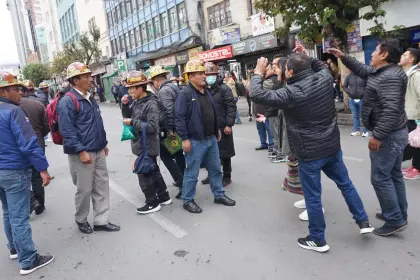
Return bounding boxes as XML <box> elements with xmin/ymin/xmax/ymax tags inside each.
<box><xmin>406</xmin><ymin>65</ymin><xmax>418</xmax><ymax>76</ymax></box>
<box><xmin>73</xmin><ymin>87</ymin><xmax>91</xmax><ymax>103</ymax></box>
<box><xmin>193</xmin><ymin>86</ymin><xmax>215</xmax><ymax>138</ymax></box>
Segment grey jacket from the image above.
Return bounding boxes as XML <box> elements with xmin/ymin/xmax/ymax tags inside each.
<box><xmin>122</xmin><ymin>92</ymin><xmax>160</xmax><ymax>157</ymax></box>
<box><xmin>342</xmin><ymin>55</ymin><xmax>408</xmax><ymax>140</ymax></box>
<box><xmin>158</xmin><ymin>80</ymin><xmax>179</xmax><ymax>132</ymax></box>
<box><xmin>36</xmin><ymin>89</ymin><xmax>49</xmax><ymax>107</ymax></box>
<box><xmin>343</xmin><ymin>72</ymin><xmax>367</xmax><ymax>99</ymax></box>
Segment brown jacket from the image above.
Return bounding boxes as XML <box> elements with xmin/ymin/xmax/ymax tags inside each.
<box><xmin>19</xmin><ymin>96</ymin><xmax>50</xmax><ymax>147</ymax></box>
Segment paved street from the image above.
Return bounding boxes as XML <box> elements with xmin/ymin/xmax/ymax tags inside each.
<box><xmin>1</xmin><ymin>104</ymin><xmax>420</xmax><ymax>280</ymax></box>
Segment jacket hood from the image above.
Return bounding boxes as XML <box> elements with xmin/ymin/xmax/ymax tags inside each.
<box><xmin>287</xmin><ymin>69</ymin><xmax>314</xmax><ymax>85</ymax></box>
<box><xmin>209</xmin><ymin>75</ymin><xmax>224</xmax><ymax>91</ymax></box>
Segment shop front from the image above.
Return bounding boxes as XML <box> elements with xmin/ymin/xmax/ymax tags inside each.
<box><xmin>197</xmin><ymin>45</ymin><xmax>233</xmax><ymax>75</ymax></box>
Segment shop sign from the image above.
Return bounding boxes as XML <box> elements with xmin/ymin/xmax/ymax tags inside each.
<box><xmin>187</xmin><ymin>46</ymin><xmax>203</xmax><ymax>60</ymax></box>
<box><xmin>198</xmin><ymin>46</ymin><xmax>233</xmax><ymax>62</ymax></box>
<box><xmin>251</xmin><ymin>13</ymin><xmax>275</xmax><ymax>37</ymax></box>
<box><xmin>232</xmin><ymin>34</ymin><xmax>278</xmax><ymax>56</ymax></box>
<box><xmin>411</xmin><ymin>29</ymin><xmax>420</xmax><ymax>43</ymax></box>
<box><xmin>347</xmin><ymin>23</ymin><xmax>363</xmax><ymax>52</ymax></box>
<box><xmin>175</xmin><ymin>51</ymin><xmax>189</xmax><ymax>64</ymax></box>
<box><xmin>208</xmin><ymin>24</ymin><xmax>241</xmax><ymax>48</ymax></box>
<box><xmin>154</xmin><ymin>55</ymin><xmax>176</xmax><ymax>67</ymax></box>
<box><xmin>117</xmin><ymin>59</ymin><xmax>126</xmax><ymax>71</ymax></box>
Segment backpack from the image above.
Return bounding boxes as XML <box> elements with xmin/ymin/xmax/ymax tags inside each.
<box><xmin>46</xmin><ymin>92</ymin><xmax>80</xmax><ymax>145</ymax></box>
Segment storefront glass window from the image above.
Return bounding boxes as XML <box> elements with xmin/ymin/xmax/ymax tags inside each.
<box><xmin>177</xmin><ymin>3</ymin><xmax>187</xmax><ymax>29</ymax></box>
<box><xmin>169</xmin><ymin>7</ymin><xmax>177</xmax><ymax>33</ymax></box>
<box><xmin>208</xmin><ymin>0</ymin><xmax>231</xmax><ymax>30</ymax></box>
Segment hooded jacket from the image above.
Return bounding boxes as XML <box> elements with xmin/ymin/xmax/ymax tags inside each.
<box><xmin>158</xmin><ymin>80</ymin><xmax>180</xmax><ymax>132</ymax></box>
<box><xmin>343</xmin><ymin>72</ymin><xmax>367</xmax><ymax>100</ymax></box>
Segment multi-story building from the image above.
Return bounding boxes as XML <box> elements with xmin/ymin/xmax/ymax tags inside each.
<box><xmin>40</xmin><ymin>0</ymin><xmax>62</xmax><ymax>61</ymax></box>
<box><xmin>7</xmin><ymin>0</ymin><xmax>30</xmax><ymax>66</ymax></box>
<box><xmin>105</xmin><ymin>0</ymin><xmax>204</xmax><ymax>77</ymax></box>
<box><xmin>57</xmin><ymin>0</ymin><xmax>79</xmax><ymax>44</ymax></box>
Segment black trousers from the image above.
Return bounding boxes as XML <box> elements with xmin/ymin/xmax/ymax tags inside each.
<box><xmin>113</xmin><ymin>94</ymin><xmax>119</xmax><ymax>104</ymax></box>
<box><xmin>221</xmin><ymin>157</ymin><xmax>232</xmax><ymax>178</ymax></box>
<box><xmin>246</xmin><ymin>94</ymin><xmax>252</xmax><ymax>116</ymax></box>
<box><xmin>159</xmin><ymin>143</ymin><xmax>186</xmax><ymax>185</ymax></box>
<box><xmin>137</xmin><ymin>156</ymin><xmax>170</xmax><ymax>205</ymax></box>
<box><xmin>31</xmin><ymin>146</ymin><xmax>45</xmax><ymax>205</ymax></box>
<box><xmin>403</xmin><ymin>120</ymin><xmax>420</xmax><ymax>170</ymax></box>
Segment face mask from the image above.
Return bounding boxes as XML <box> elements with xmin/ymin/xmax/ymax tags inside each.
<box><xmin>206</xmin><ymin>75</ymin><xmax>217</xmax><ymax>85</ymax></box>
<box><xmin>172</xmin><ymin>82</ymin><xmax>178</xmax><ymax>85</ymax></box>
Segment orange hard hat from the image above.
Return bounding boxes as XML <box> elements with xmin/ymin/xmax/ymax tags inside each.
<box><xmin>126</xmin><ymin>70</ymin><xmax>149</xmax><ymax>87</ymax></box>
<box><xmin>204</xmin><ymin>62</ymin><xmax>218</xmax><ymax>75</ymax></box>
<box><xmin>66</xmin><ymin>62</ymin><xmax>92</xmax><ymax>80</ymax></box>
<box><xmin>0</xmin><ymin>72</ymin><xmax>21</xmax><ymax>88</ymax></box>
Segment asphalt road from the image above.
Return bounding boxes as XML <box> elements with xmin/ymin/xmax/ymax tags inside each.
<box><xmin>1</xmin><ymin>104</ymin><xmax>419</xmax><ymax>280</ymax></box>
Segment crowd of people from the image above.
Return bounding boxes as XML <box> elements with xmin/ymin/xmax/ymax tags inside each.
<box><xmin>0</xmin><ymin>38</ymin><xmax>419</xmax><ymax>275</ymax></box>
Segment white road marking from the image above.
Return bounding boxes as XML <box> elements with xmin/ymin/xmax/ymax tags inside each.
<box><xmin>109</xmin><ymin>179</ymin><xmax>188</xmax><ymax>238</ymax></box>
<box><xmin>233</xmin><ymin>137</ymin><xmax>364</xmax><ymax>162</ymax></box>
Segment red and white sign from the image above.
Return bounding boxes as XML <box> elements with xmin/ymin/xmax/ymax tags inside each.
<box><xmin>198</xmin><ymin>46</ymin><xmax>233</xmax><ymax>62</ymax></box>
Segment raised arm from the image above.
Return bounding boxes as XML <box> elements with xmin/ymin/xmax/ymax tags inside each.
<box><xmin>250</xmin><ymin>74</ymin><xmax>293</xmax><ymax>108</ymax></box>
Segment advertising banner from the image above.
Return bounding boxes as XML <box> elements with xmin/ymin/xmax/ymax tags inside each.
<box><xmin>198</xmin><ymin>46</ymin><xmax>233</xmax><ymax>62</ymax></box>
<box><xmin>232</xmin><ymin>34</ymin><xmax>278</xmax><ymax>56</ymax></box>
<box><xmin>209</xmin><ymin>24</ymin><xmax>241</xmax><ymax>48</ymax></box>
<box><xmin>251</xmin><ymin>13</ymin><xmax>275</xmax><ymax>37</ymax></box>
<box><xmin>154</xmin><ymin>55</ymin><xmax>176</xmax><ymax>66</ymax></box>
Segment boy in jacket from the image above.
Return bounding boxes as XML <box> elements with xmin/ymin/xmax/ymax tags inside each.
<box><xmin>122</xmin><ymin>70</ymin><xmax>172</xmax><ymax>214</ymax></box>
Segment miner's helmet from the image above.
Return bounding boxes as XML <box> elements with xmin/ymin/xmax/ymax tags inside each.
<box><xmin>0</xmin><ymin>72</ymin><xmax>22</xmax><ymax>88</ymax></box>
<box><xmin>184</xmin><ymin>59</ymin><xmax>206</xmax><ymax>74</ymax></box>
<box><xmin>149</xmin><ymin>65</ymin><xmax>169</xmax><ymax>80</ymax></box>
<box><xmin>23</xmin><ymin>80</ymin><xmax>35</xmax><ymax>89</ymax></box>
<box><xmin>125</xmin><ymin>70</ymin><xmax>149</xmax><ymax>88</ymax></box>
<box><xmin>204</xmin><ymin>62</ymin><xmax>218</xmax><ymax>75</ymax></box>
<box><xmin>66</xmin><ymin>62</ymin><xmax>92</xmax><ymax>80</ymax></box>
<box><xmin>39</xmin><ymin>81</ymin><xmax>49</xmax><ymax>89</ymax></box>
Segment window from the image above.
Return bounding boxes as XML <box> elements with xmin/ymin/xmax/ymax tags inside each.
<box><xmin>144</xmin><ymin>0</ymin><xmax>150</xmax><ymax>5</ymax></box>
<box><xmin>132</xmin><ymin>0</ymin><xmax>137</xmax><ymax>11</ymax></box>
<box><xmin>168</xmin><ymin>7</ymin><xmax>177</xmax><ymax>33</ymax></box>
<box><xmin>161</xmin><ymin>12</ymin><xmax>169</xmax><ymax>36</ymax></box>
<box><xmin>114</xmin><ymin>8</ymin><xmax>119</xmax><ymax>23</ymax></box>
<box><xmin>111</xmin><ymin>40</ymin><xmax>115</xmax><ymax>55</ymax></box>
<box><xmin>146</xmin><ymin>20</ymin><xmax>154</xmax><ymax>41</ymax></box>
<box><xmin>247</xmin><ymin>0</ymin><xmax>257</xmax><ymax>16</ymax></box>
<box><xmin>121</xmin><ymin>3</ymin><xmax>126</xmax><ymax>19</ymax></box>
<box><xmin>135</xmin><ymin>27</ymin><xmax>141</xmax><ymax>46</ymax></box>
<box><xmin>153</xmin><ymin>17</ymin><xmax>161</xmax><ymax>38</ymax></box>
<box><xmin>119</xmin><ymin>35</ymin><xmax>124</xmax><ymax>51</ymax></box>
<box><xmin>141</xmin><ymin>24</ymin><xmax>147</xmax><ymax>43</ymax></box>
<box><xmin>126</xmin><ymin>0</ymin><xmax>132</xmax><ymax>17</ymax></box>
<box><xmin>49</xmin><ymin>31</ymin><xmax>53</xmax><ymax>42</ymax></box>
<box><xmin>88</xmin><ymin>17</ymin><xmax>96</xmax><ymax>31</ymax></box>
<box><xmin>208</xmin><ymin>0</ymin><xmax>231</xmax><ymax>30</ymax></box>
<box><xmin>107</xmin><ymin>12</ymin><xmax>113</xmax><ymax>28</ymax></box>
<box><xmin>130</xmin><ymin>30</ymin><xmax>135</xmax><ymax>49</ymax></box>
<box><xmin>125</xmin><ymin>33</ymin><xmax>130</xmax><ymax>51</ymax></box>
<box><xmin>177</xmin><ymin>3</ymin><xmax>187</xmax><ymax>29</ymax></box>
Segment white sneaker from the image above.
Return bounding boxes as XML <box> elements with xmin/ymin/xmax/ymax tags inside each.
<box><xmin>299</xmin><ymin>209</ymin><xmax>325</xmax><ymax>221</ymax></box>
<box><xmin>350</xmin><ymin>131</ymin><xmax>362</xmax><ymax>136</ymax></box>
<box><xmin>293</xmin><ymin>199</ymin><xmax>306</xmax><ymax>209</ymax></box>
<box><xmin>362</xmin><ymin>132</ymin><xmax>369</xmax><ymax>137</ymax></box>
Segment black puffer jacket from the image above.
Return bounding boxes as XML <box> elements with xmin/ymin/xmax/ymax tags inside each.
<box><xmin>341</xmin><ymin>56</ymin><xmax>408</xmax><ymax>140</ymax></box>
<box><xmin>343</xmin><ymin>72</ymin><xmax>367</xmax><ymax>99</ymax></box>
<box><xmin>158</xmin><ymin>80</ymin><xmax>179</xmax><ymax>132</ymax></box>
<box><xmin>36</xmin><ymin>89</ymin><xmax>49</xmax><ymax>107</ymax></box>
<box><xmin>250</xmin><ymin>59</ymin><xmax>340</xmax><ymax>162</ymax></box>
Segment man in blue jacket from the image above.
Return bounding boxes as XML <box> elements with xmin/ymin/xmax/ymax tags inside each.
<box><xmin>58</xmin><ymin>62</ymin><xmax>120</xmax><ymax>234</ymax></box>
<box><xmin>0</xmin><ymin>72</ymin><xmax>54</xmax><ymax>275</ymax></box>
<box><xmin>175</xmin><ymin>59</ymin><xmax>236</xmax><ymax>213</ymax></box>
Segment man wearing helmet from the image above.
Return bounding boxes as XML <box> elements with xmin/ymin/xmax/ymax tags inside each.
<box><xmin>57</xmin><ymin>62</ymin><xmax>120</xmax><ymax>234</ymax></box>
<box><xmin>175</xmin><ymin>59</ymin><xmax>236</xmax><ymax>214</ymax></box>
<box><xmin>0</xmin><ymin>72</ymin><xmax>54</xmax><ymax>275</ymax></box>
<box><xmin>149</xmin><ymin>65</ymin><xmax>186</xmax><ymax>199</ymax></box>
<box><xmin>36</xmin><ymin>82</ymin><xmax>50</xmax><ymax>107</ymax></box>
<box><xmin>121</xmin><ymin>70</ymin><xmax>172</xmax><ymax>214</ymax></box>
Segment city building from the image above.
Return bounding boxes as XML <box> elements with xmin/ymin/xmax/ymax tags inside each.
<box><xmin>57</xmin><ymin>0</ymin><xmax>79</xmax><ymax>45</ymax></box>
<box><xmin>40</xmin><ymin>0</ymin><xmax>62</xmax><ymax>62</ymax></box>
<box><xmin>6</xmin><ymin>0</ymin><xmax>30</xmax><ymax>66</ymax></box>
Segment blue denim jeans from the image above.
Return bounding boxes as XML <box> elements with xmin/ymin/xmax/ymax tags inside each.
<box><xmin>370</xmin><ymin>128</ymin><xmax>408</xmax><ymax>226</ymax></box>
<box><xmin>0</xmin><ymin>169</ymin><xmax>37</xmax><ymax>268</ymax></box>
<box><xmin>298</xmin><ymin>150</ymin><xmax>368</xmax><ymax>243</ymax></box>
<box><xmin>182</xmin><ymin>136</ymin><xmax>225</xmax><ymax>202</ymax></box>
<box><xmin>349</xmin><ymin>99</ymin><xmax>367</xmax><ymax>133</ymax></box>
<box><xmin>256</xmin><ymin>119</ymin><xmax>274</xmax><ymax>148</ymax></box>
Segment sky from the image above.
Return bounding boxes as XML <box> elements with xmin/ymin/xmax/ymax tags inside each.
<box><xmin>0</xmin><ymin>0</ymin><xmax>20</xmax><ymax>65</ymax></box>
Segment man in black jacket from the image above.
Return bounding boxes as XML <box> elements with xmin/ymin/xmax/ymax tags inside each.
<box><xmin>343</xmin><ymin>72</ymin><xmax>368</xmax><ymax>137</ymax></box>
<box><xmin>149</xmin><ymin>66</ymin><xmax>186</xmax><ymax>199</ymax></box>
<box><xmin>250</xmin><ymin>46</ymin><xmax>373</xmax><ymax>253</ymax></box>
<box><xmin>330</xmin><ymin>39</ymin><xmax>408</xmax><ymax>237</ymax></box>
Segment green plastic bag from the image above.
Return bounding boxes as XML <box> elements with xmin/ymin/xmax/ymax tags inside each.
<box><xmin>161</xmin><ymin>133</ymin><xmax>182</xmax><ymax>155</ymax></box>
<box><xmin>121</xmin><ymin>123</ymin><xmax>135</xmax><ymax>141</ymax></box>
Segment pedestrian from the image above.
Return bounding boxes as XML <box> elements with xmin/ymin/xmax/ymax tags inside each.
<box><xmin>201</xmin><ymin>62</ymin><xmax>237</xmax><ymax>187</ymax></box>
<box><xmin>121</xmin><ymin>70</ymin><xmax>172</xmax><ymax>214</ymax></box>
<box><xmin>327</xmin><ymin>58</ymin><xmax>342</xmax><ymax>102</ymax></box>
<box><xmin>118</xmin><ymin>78</ymin><xmax>129</xmax><ymax>108</ymax></box>
<box><xmin>0</xmin><ymin>71</ymin><xmax>54</xmax><ymax>275</ymax></box>
<box><xmin>343</xmin><ymin>72</ymin><xmax>369</xmax><ymax>137</ymax></box>
<box><xmin>399</xmin><ymin>48</ymin><xmax>420</xmax><ymax>180</ymax></box>
<box><xmin>97</xmin><ymin>84</ymin><xmax>106</xmax><ymax>102</ymax></box>
<box><xmin>175</xmin><ymin>59</ymin><xmax>236</xmax><ymax>213</ymax></box>
<box><xmin>57</xmin><ymin>62</ymin><xmax>120</xmax><ymax>234</ymax></box>
<box><xmin>225</xmin><ymin>71</ymin><xmax>241</xmax><ymax>124</ymax></box>
<box><xmin>242</xmin><ymin>75</ymin><xmax>252</xmax><ymax>121</ymax></box>
<box><xmin>19</xmin><ymin>81</ymin><xmax>50</xmax><ymax>215</ymax></box>
<box><xmin>149</xmin><ymin>65</ymin><xmax>186</xmax><ymax>198</ymax></box>
<box><xmin>251</xmin><ymin>46</ymin><xmax>373</xmax><ymax>253</ymax></box>
<box><xmin>330</xmin><ymin>39</ymin><xmax>409</xmax><ymax>236</ymax></box>
<box><xmin>36</xmin><ymin>82</ymin><xmax>50</xmax><ymax>107</ymax></box>
<box><xmin>111</xmin><ymin>82</ymin><xmax>119</xmax><ymax>104</ymax></box>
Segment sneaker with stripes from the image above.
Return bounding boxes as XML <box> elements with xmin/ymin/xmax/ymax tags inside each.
<box><xmin>297</xmin><ymin>236</ymin><xmax>330</xmax><ymax>253</ymax></box>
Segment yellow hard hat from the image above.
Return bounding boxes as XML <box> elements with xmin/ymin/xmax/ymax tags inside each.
<box><xmin>126</xmin><ymin>70</ymin><xmax>149</xmax><ymax>87</ymax></box>
<box><xmin>184</xmin><ymin>59</ymin><xmax>205</xmax><ymax>74</ymax></box>
<box><xmin>149</xmin><ymin>65</ymin><xmax>169</xmax><ymax>80</ymax></box>
<box><xmin>66</xmin><ymin>62</ymin><xmax>92</xmax><ymax>80</ymax></box>
<box><xmin>39</xmin><ymin>81</ymin><xmax>49</xmax><ymax>89</ymax></box>
<box><xmin>0</xmin><ymin>72</ymin><xmax>21</xmax><ymax>88</ymax></box>
<box><xmin>22</xmin><ymin>80</ymin><xmax>35</xmax><ymax>89</ymax></box>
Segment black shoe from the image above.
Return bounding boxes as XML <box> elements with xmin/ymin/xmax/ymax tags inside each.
<box><xmin>136</xmin><ymin>203</ymin><xmax>161</xmax><ymax>214</ymax></box>
<box><xmin>159</xmin><ymin>197</ymin><xmax>172</xmax><ymax>205</ymax></box>
<box><xmin>373</xmin><ymin>223</ymin><xmax>407</xmax><ymax>237</ymax></box>
<box><xmin>175</xmin><ymin>190</ymin><xmax>182</xmax><ymax>199</ymax></box>
<box><xmin>76</xmin><ymin>221</ymin><xmax>93</xmax><ymax>234</ymax></box>
<box><xmin>248</xmin><ymin>116</ymin><xmax>252</xmax><ymax>122</ymax></box>
<box><xmin>297</xmin><ymin>235</ymin><xmax>330</xmax><ymax>253</ymax></box>
<box><xmin>268</xmin><ymin>151</ymin><xmax>277</xmax><ymax>158</ymax></box>
<box><xmin>183</xmin><ymin>201</ymin><xmax>203</xmax><ymax>214</ymax></box>
<box><xmin>222</xmin><ymin>177</ymin><xmax>232</xmax><ymax>187</ymax></box>
<box><xmin>255</xmin><ymin>146</ymin><xmax>268</xmax><ymax>151</ymax></box>
<box><xmin>30</xmin><ymin>199</ymin><xmax>40</xmax><ymax>215</ymax></box>
<box><xmin>201</xmin><ymin>177</ymin><xmax>210</xmax><ymax>184</ymax></box>
<box><xmin>20</xmin><ymin>254</ymin><xmax>54</xmax><ymax>275</ymax></box>
<box><xmin>214</xmin><ymin>195</ymin><xmax>236</xmax><ymax>206</ymax></box>
<box><xmin>94</xmin><ymin>223</ymin><xmax>121</xmax><ymax>232</ymax></box>
<box><xmin>376</xmin><ymin>213</ymin><xmax>408</xmax><ymax>225</ymax></box>
<box><xmin>358</xmin><ymin>220</ymin><xmax>374</xmax><ymax>234</ymax></box>
<box><xmin>35</xmin><ymin>205</ymin><xmax>45</xmax><ymax>215</ymax></box>
<box><xmin>10</xmin><ymin>248</ymin><xmax>17</xmax><ymax>260</ymax></box>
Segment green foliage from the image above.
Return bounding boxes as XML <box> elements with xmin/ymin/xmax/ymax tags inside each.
<box><xmin>50</xmin><ymin>24</ymin><xmax>102</xmax><ymax>76</ymax></box>
<box><xmin>253</xmin><ymin>0</ymin><xmax>393</xmax><ymax>50</ymax></box>
<box><xmin>21</xmin><ymin>63</ymin><xmax>51</xmax><ymax>86</ymax></box>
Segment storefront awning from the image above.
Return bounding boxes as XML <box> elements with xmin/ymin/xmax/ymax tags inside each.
<box><xmin>102</xmin><ymin>71</ymin><xmax>118</xmax><ymax>79</ymax></box>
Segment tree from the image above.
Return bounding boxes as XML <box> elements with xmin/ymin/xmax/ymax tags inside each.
<box><xmin>21</xmin><ymin>63</ymin><xmax>51</xmax><ymax>87</ymax></box>
<box><xmin>50</xmin><ymin>24</ymin><xmax>102</xmax><ymax>76</ymax></box>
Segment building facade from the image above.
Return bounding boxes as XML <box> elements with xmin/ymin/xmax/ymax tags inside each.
<box><xmin>40</xmin><ymin>0</ymin><xmax>62</xmax><ymax>62</ymax></box>
<box><xmin>57</xmin><ymin>0</ymin><xmax>79</xmax><ymax>44</ymax></box>
<box><xmin>7</xmin><ymin>0</ymin><xmax>30</xmax><ymax>66</ymax></box>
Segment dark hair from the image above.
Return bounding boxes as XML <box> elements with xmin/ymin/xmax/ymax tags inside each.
<box><xmin>68</xmin><ymin>76</ymin><xmax>80</xmax><ymax>86</ymax></box>
<box><xmin>286</xmin><ymin>53</ymin><xmax>311</xmax><ymax>75</ymax></box>
<box><xmin>379</xmin><ymin>39</ymin><xmax>402</xmax><ymax>64</ymax></box>
<box><xmin>276</xmin><ymin>57</ymin><xmax>288</xmax><ymax>85</ymax></box>
<box><xmin>272</xmin><ymin>54</ymin><xmax>282</xmax><ymax>61</ymax></box>
<box><xmin>137</xmin><ymin>84</ymin><xmax>147</xmax><ymax>92</ymax></box>
<box><xmin>407</xmin><ymin>48</ymin><xmax>420</xmax><ymax>65</ymax></box>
